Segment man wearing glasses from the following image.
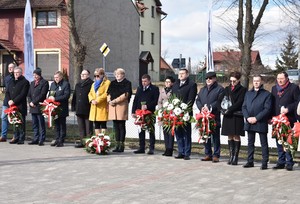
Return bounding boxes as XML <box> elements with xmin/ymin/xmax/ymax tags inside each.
<box><xmin>6</xmin><ymin>67</ymin><xmax>30</xmax><ymax>144</ymax></box>
<box><xmin>196</xmin><ymin>71</ymin><xmax>224</xmax><ymax>162</ymax></box>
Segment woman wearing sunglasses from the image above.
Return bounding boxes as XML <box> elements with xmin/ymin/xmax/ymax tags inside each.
<box><xmin>88</xmin><ymin>68</ymin><xmax>111</xmax><ymax>136</ymax></box>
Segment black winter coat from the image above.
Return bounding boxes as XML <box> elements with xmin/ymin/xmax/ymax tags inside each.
<box><xmin>219</xmin><ymin>83</ymin><xmax>247</xmax><ymax>136</ymax></box>
<box><xmin>271</xmin><ymin>82</ymin><xmax>300</xmax><ymax>126</ymax></box>
<box><xmin>71</xmin><ymin>78</ymin><xmax>93</xmax><ymax>116</ymax></box>
<box><xmin>49</xmin><ymin>79</ymin><xmax>71</xmax><ymax>117</ymax></box>
<box><xmin>28</xmin><ymin>78</ymin><xmax>49</xmax><ymax>114</ymax></box>
<box><xmin>172</xmin><ymin>77</ymin><xmax>197</xmax><ymax>115</ymax></box>
<box><xmin>242</xmin><ymin>86</ymin><xmax>272</xmax><ymax>133</ymax></box>
<box><xmin>132</xmin><ymin>83</ymin><xmax>159</xmax><ymax>113</ymax></box>
<box><xmin>5</xmin><ymin>75</ymin><xmax>30</xmax><ymax>116</ymax></box>
<box><xmin>196</xmin><ymin>82</ymin><xmax>224</xmax><ymax>127</ymax></box>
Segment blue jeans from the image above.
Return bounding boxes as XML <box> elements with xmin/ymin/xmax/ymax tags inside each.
<box><xmin>276</xmin><ymin>138</ymin><xmax>294</xmax><ymax>166</ymax></box>
<box><xmin>175</xmin><ymin>123</ymin><xmax>192</xmax><ymax>157</ymax></box>
<box><xmin>204</xmin><ymin>127</ymin><xmax>221</xmax><ymax>158</ymax></box>
<box><xmin>32</xmin><ymin>114</ymin><xmax>46</xmax><ymax>143</ymax></box>
<box><xmin>1</xmin><ymin>106</ymin><xmax>8</xmax><ymax>139</ymax></box>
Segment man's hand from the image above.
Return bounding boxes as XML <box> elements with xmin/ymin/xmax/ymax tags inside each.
<box><xmin>29</xmin><ymin>102</ymin><xmax>35</xmax><ymax>107</ymax></box>
<box><xmin>8</xmin><ymin>100</ymin><xmax>14</xmax><ymax>106</ymax></box>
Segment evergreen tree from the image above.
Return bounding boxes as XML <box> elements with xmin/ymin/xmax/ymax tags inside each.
<box><xmin>275</xmin><ymin>34</ymin><xmax>298</xmax><ymax>72</ymax></box>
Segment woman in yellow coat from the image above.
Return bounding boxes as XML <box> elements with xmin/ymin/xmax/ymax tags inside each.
<box><xmin>88</xmin><ymin>68</ymin><xmax>110</xmax><ymax>135</ymax></box>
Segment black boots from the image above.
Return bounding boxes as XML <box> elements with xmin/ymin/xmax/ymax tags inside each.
<box><xmin>231</xmin><ymin>141</ymin><xmax>241</xmax><ymax>165</ymax></box>
<box><xmin>113</xmin><ymin>141</ymin><xmax>125</xmax><ymax>152</ymax></box>
<box><xmin>163</xmin><ymin>148</ymin><xmax>173</xmax><ymax>157</ymax></box>
<box><xmin>227</xmin><ymin>140</ymin><xmax>234</xmax><ymax>165</ymax></box>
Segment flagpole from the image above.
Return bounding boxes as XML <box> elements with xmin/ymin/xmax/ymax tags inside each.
<box><xmin>207</xmin><ymin>0</ymin><xmax>214</xmax><ymax>73</ymax></box>
<box><xmin>24</xmin><ymin>0</ymin><xmax>34</xmax><ymax>81</ymax></box>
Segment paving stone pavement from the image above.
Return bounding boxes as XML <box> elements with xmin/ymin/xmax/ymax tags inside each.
<box><xmin>0</xmin><ymin>142</ymin><xmax>299</xmax><ymax>204</ymax></box>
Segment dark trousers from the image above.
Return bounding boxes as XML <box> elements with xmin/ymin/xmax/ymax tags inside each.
<box><xmin>14</xmin><ymin>114</ymin><xmax>26</xmax><ymax>142</ymax></box>
<box><xmin>77</xmin><ymin>115</ymin><xmax>92</xmax><ymax>138</ymax></box>
<box><xmin>276</xmin><ymin>138</ymin><xmax>294</xmax><ymax>166</ymax></box>
<box><xmin>163</xmin><ymin>129</ymin><xmax>174</xmax><ymax>150</ymax></box>
<box><xmin>54</xmin><ymin>117</ymin><xmax>66</xmax><ymax>143</ymax></box>
<box><xmin>113</xmin><ymin>120</ymin><xmax>126</xmax><ymax>142</ymax></box>
<box><xmin>204</xmin><ymin>127</ymin><xmax>221</xmax><ymax>158</ymax></box>
<box><xmin>32</xmin><ymin>113</ymin><xmax>46</xmax><ymax>143</ymax></box>
<box><xmin>175</xmin><ymin>123</ymin><xmax>192</xmax><ymax>157</ymax></box>
<box><xmin>247</xmin><ymin>131</ymin><xmax>269</xmax><ymax>164</ymax></box>
<box><xmin>139</xmin><ymin>129</ymin><xmax>155</xmax><ymax>150</ymax></box>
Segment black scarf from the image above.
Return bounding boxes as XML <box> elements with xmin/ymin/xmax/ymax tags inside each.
<box><xmin>107</xmin><ymin>78</ymin><xmax>132</xmax><ymax>100</ymax></box>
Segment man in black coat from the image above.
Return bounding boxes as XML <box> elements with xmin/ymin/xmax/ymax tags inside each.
<box><xmin>271</xmin><ymin>71</ymin><xmax>300</xmax><ymax>171</ymax></box>
<box><xmin>6</xmin><ymin>67</ymin><xmax>30</xmax><ymax>144</ymax></box>
<box><xmin>132</xmin><ymin>74</ymin><xmax>159</xmax><ymax>154</ymax></box>
<box><xmin>172</xmin><ymin>68</ymin><xmax>197</xmax><ymax>160</ymax></box>
<box><xmin>71</xmin><ymin>69</ymin><xmax>94</xmax><ymax>148</ymax></box>
<box><xmin>49</xmin><ymin>71</ymin><xmax>71</xmax><ymax>147</ymax></box>
<box><xmin>27</xmin><ymin>67</ymin><xmax>49</xmax><ymax>146</ymax></box>
<box><xmin>242</xmin><ymin>75</ymin><xmax>272</xmax><ymax>170</ymax></box>
<box><xmin>196</xmin><ymin>71</ymin><xmax>224</xmax><ymax>162</ymax></box>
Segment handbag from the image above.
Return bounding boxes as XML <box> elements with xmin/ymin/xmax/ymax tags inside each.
<box><xmin>221</xmin><ymin>95</ymin><xmax>232</xmax><ymax>110</ymax></box>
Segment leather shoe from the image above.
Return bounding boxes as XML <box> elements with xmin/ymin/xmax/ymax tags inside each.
<box><xmin>38</xmin><ymin>142</ymin><xmax>44</xmax><ymax>146</ymax></box>
<box><xmin>50</xmin><ymin>140</ymin><xmax>58</xmax><ymax>147</ymax></box>
<box><xmin>175</xmin><ymin>154</ymin><xmax>184</xmax><ymax>159</ymax></box>
<box><xmin>272</xmin><ymin>164</ymin><xmax>285</xmax><ymax>170</ymax></box>
<box><xmin>243</xmin><ymin>162</ymin><xmax>254</xmax><ymax>168</ymax></box>
<box><xmin>75</xmin><ymin>143</ymin><xmax>84</xmax><ymax>148</ymax></box>
<box><xmin>260</xmin><ymin>165</ymin><xmax>268</xmax><ymax>170</ymax></box>
<box><xmin>212</xmin><ymin>157</ymin><xmax>219</xmax><ymax>163</ymax></box>
<box><xmin>286</xmin><ymin>164</ymin><xmax>293</xmax><ymax>171</ymax></box>
<box><xmin>17</xmin><ymin>141</ymin><xmax>24</xmax><ymax>145</ymax></box>
<box><xmin>28</xmin><ymin>141</ymin><xmax>39</xmax><ymax>145</ymax></box>
<box><xmin>201</xmin><ymin>156</ymin><xmax>212</xmax><ymax>161</ymax></box>
<box><xmin>184</xmin><ymin>156</ymin><xmax>190</xmax><ymax>160</ymax></box>
<box><xmin>133</xmin><ymin>149</ymin><xmax>145</xmax><ymax>154</ymax></box>
<box><xmin>9</xmin><ymin>139</ymin><xmax>19</xmax><ymax>144</ymax></box>
<box><xmin>147</xmin><ymin>150</ymin><xmax>154</xmax><ymax>155</ymax></box>
<box><xmin>56</xmin><ymin>143</ymin><xmax>64</xmax><ymax>147</ymax></box>
<box><xmin>0</xmin><ymin>137</ymin><xmax>7</xmax><ymax>142</ymax></box>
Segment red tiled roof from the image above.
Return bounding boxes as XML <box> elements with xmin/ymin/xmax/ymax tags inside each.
<box><xmin>213</xmin><ymin>50</ymin><xmax>260</xmax><ymax>64</ymax></box>
<box><xmin>160</xmin><ymin>57</ymin><xmax>171</xmax><ymax>70</ymax></box>
<box><xmin>0</xmin><ymin>39</ymin><xmax>21</xmax><ymax>52</ymax></box>
<box><xmin>0</xmin><ymin>0</ymin><xmax>66</xmax><ymax>9</ymax></box>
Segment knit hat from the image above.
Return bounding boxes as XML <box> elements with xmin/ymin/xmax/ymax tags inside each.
<box><xmin>33</xmin><ymin>67</ymin><xmax>42</xmax><ymax>76</ymax></box>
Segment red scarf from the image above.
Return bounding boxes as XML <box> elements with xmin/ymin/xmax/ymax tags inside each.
<box><xmin>277</xmin><ymin>80</ymin><xmax>290</xmax><ymax>97</ymax></box>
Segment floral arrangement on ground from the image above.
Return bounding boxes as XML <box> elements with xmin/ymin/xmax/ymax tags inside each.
<box><xmin>85</xmin><ymin>133</ymin><xmax>111</xmax><ymax>155</ymax></box>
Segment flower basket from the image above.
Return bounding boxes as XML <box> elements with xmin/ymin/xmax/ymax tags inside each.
<box><xmin>4</xmin><ymin>105</ymin><xmax>23</xmax><ymax>131</ymax></box>
<box><xmin>134</xmin><ymin>109</ymin><xmax>155</xmax><ymax>133</ymax></box>
<box><xmin>85</xmin><ymin>134</ymin><xmax>111</xmax><ymax>155</ymax></box>
<box><xmin>156</xmin><ymin>95</ymin><xmax>193</xmax><ymax>136</ymax></box>
<box><xmin>195</xmin><ymin>108</ymin><xmax>216</xmax><ymax>144</ymax></box>
<box><xmin>40</xmin><ymin>98</ymin><xmax>61</xmax><ymax>128</ymax></box>
<box><xmin>271</xmin><ymin>113</ymin><xmax>298</xmax><ymax>157</ymax></box>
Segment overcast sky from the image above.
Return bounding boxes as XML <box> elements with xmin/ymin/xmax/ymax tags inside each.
<box><xmin>160</xmin><ymin>0</ymin><xmax>299</xmax><ymax>69</ymax></box>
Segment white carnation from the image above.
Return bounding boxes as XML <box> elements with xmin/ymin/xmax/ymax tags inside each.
<box><xmin>104</xmin><ymin>135</ymin><xmax>110</xmax><ymax>140</ymax></box>
<box><xmin>167</xmin><ymin>104</ymin><xmax>174</xmax><ymax>111</ymax></box>
<box><xmin>183</xmin><ymin>114</ymin><xmax>190</xmax><ymax>121</ymax></box>
<box><xmin>180</xmin><ymin>103</ymin><xmax>188</xmax><ymax>110</ymax></box>
<box><xmin>172</xmin><ymin>98</ymin><xmax>180</xmax><ymax>106</ymax></box>
<box><xmin>163</xmin><ymin>101</ymin><xmax>169</xmax><ymax>108</ymax></box>
<box><xmin>174</xmin><ymin>107</ymin><xmax>183</xmax><ymax>116</ymax></box>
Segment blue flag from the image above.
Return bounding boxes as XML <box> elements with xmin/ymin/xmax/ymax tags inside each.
<box><xmin>207</xmin><ymin>0</ymin><xmax>214</xmax><ymax>72</ymax></box>
<box><xmin>24</xmin><ymin>0</ymin><xmax>34</xmax><ymax>81</ymax></box>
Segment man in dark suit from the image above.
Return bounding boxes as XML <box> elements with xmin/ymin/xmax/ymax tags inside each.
<box><xmin>6</xmin><ymin>67</ymin><xmax>30</xmax><ymax>144</ymax></box>
<box><xmin>49</xmin><ymin>71</ymin><xmax>71</xmax><ymax>147</ymax></box>
<box><xmin>271</xmin><ymin>71</ymin><xmax>300</xmax><ymax>171</ymax></box>
<box><xmin>27</xmin><ymin>67</ymin><xmax>49</xmax><ymax>146</ymax></box>
<box><xmin>132</xmin><ymin>74</ymin><xmax>159</xmax><ymax>154</ymax></box>
<box><xmin>172</xmin><ymin>68</ymin><xmax>197</xmax><ymax>160</ymax></box>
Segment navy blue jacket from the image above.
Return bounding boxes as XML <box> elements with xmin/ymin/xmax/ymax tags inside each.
<box><xmin>172</xmin><ymin>77</ymin><xmax>197</xmax><ymax>115</ymax></box>
<box><xmin>242</xmin><ymin>86</ymin><xmax>272</xmax><ymax>133</ymax></box>
<box><xmin>3</xmin><ymin>73</ymin><xmax>14</xmax><ymax>105</ymax></box>
<box><xmin>196</xmin><ymin>82</ymin><xmax>224</xmax><ymax>127</ymax></box>
<box><xmin>132</xmin><ymin>83</ymin><xmax>159</xmax><ymax>113</ymax></box>
<box><xmin>271</xmin><ymin>82</ymin><xmax>300</xmax><ymax>126</ymax></box>
<box><xmin>49</xmin><ymin>79</ymin><xmax>71</xmax><ymax>117</ymax></box>
<box><xmin>28</xmin><ymin>78</ymin><xmax>49</xmax><ymax>114</ymax></box>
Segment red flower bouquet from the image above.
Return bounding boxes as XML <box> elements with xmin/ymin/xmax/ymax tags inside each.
<box><xmin>85</xmin><ymin>134</ymin><xmax>111</xmax><ymax>155</ymax></box>
<box><xmin>40</xmin><ymin>98</ymin><xmax>61</xmax><ymax>128</ymax></box>
<box><xmin>4</xmin><ymin>105</ymin><xmax>23</xmax><ymax>131</ymax></box>
<box><xmin>271</xmin><ymin>113</ymin><xmax>298</xmax><ymax>157</ymax></box>
<box><xmin>134</xmin><ymin>109</ymin><xmax>155</xmax><ymax>133</ymax></box>
<box><xmin>195</xmin><ymin>109</ymin><xmax>216</xmax><ymax>144</ymax></box>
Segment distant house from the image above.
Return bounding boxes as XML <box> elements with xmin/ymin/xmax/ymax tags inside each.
<box><xmin>0</xmin><ymin>0</ymin><xmax>140</xmax><ymax>87</ymax></box>
<box><xmin>212</xmin><ymin>50</ymin><xmax>264</xmax><ymax>75</ymax></box>
<box><xmin>160</xmin><ymin>57</ymin><xmax>174</xmax><ymax>80</ymax></box>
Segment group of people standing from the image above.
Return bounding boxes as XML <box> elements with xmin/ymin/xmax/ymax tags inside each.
<box><xmin>0</xmin><ymin>64</ymin><xmax>298</xmax><ymax>171</ymax></box>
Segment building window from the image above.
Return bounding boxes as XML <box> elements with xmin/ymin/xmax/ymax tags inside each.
<box><xmin>35</xmin><ymin>50</ymin><xmax>60</xmax><ymax>80</ymax></box>
<box><xmin>36</xmin><ymin>11</ymin><xmax>57</xmax><ymax>26</ymax></box>
<box><xmin>151</xmin><ymin>62</ymin><xmax>154</xmax><ymax>71</ymax></box>
<box><xmin>141</xmin><ymin>30</ymin><xmax>144</xmax><ymax>45</ymax></box>
<box><xmin>151</xmin><ymin>6</ymin><xmax>155</xmax><ymax>18</ymax></box>
<box><xmin>151</xmin><ymin>33</ymin><xmax>155</xmax><ymax>45</ymax></box>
